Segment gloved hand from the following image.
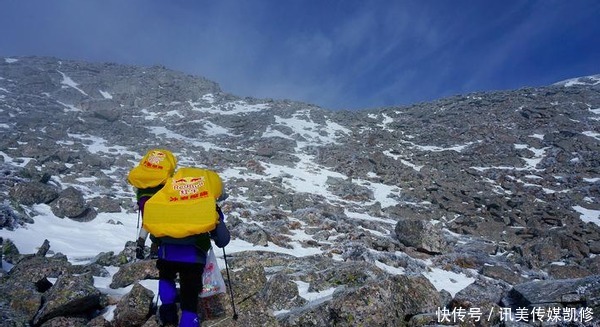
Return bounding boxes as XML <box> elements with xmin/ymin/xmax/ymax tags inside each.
<box><xmin>135</xmin><ymin>238</ymin><xmax>145</xmax><ymax>260</ymax></box>
<box><xmin>217</xmin><ymin>192</ymin><xmax>229</xmax><ymax>202</ymax></box>
<box><xmin>216</xmin><ymin>205</ymin><xmax>225</xmax><ymax>223</ymax></box>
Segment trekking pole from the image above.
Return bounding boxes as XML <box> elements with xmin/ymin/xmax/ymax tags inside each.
<box><xmin>222</xmin><ymin>247</ymin><xmax>238</xmax><ymax>320</ymax></box>
<box><xmin>136</xmin><ymin>210</ymin><xmax>141</xmax><ymax>237</ymax></box>
<box><xmin>134</xmin><ymin>210</ymin><xmax>142</xmax><ymax>262</ymax></box>
<box><xmin>152</xmin><ymin>291</ymin><xmax>160</xmax><ymax>317</ymax></box>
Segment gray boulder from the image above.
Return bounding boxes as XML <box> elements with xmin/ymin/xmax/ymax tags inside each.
<box><xmin>261</xmin><ymin>272</ymin><xmax>307</xmax><ymax>311</ymax></box>
<box><xmin>326</xmin><ymin>279</ymin><xmax>404</xmax><ymax>327</ymax></box>
<box><xmin>0</xmin><ymin>299</ymin><xmax>31</xmax><ymax>327</ymax></box>
<box><xmin>50</xmin><ymin>187</ymin><xmax>97</xmax><ymax>221</ymax></box>
<box><xmin>39</xmin><ymin>316</ymin><xmax>89</xmax><ymax>326</ymax></box>
<box><xmin>230</xmin><ymin>264</ymin><xmax>268</xmax><ymax>304</ymax></box>
<box><xmin>112</xmin><ymin>283</ymin><xmax>155</xmax><ymax>327</ymax></box>
<box><xmin>206</xmin><ymin>263</ymin><xmax>280</xmax><ymax>327</ymax></box>
<box><xmin>109</xmin><ymin>260</ymin><xmax>159</xmax><ymax>289</ymax></box>
<box><xmin>0</xmin><ymin>202</ymin><xmax>32</xmax><ymax>230</ymax></box>
<box><xmin>9</xmin><ymin>181</ymin><xmax>59</xmax><ymax>206</ymax></box>
<box><xmin>32</xmin><ymin>273</ymin><xmax>105</xmax><ymax>326</ymax></box>
<box><xmin>87</xmin><ymin>315</ymin><xmax>112</xmax><ymax>327</ymax></box>
<box><xmin>449</xmin><ymin>277</ymin><xmax>512</xmax><ymax>326</ymax></box>
<box><xmin>393</xmin><ymin>274</ymin><xmax>443</xmax><ymax>319</ymax></box>
<box><xmin>395</xmin><ymin>218</ymin><xmax>447</xmax><ymax>254</ymax></box>
<box><xmin>6</xmin><ymin>253</ymin><xmax>71</xmax><ymax>285</ymax></box>
<box><xmin>0</xmin><ymin>278</ymin><xmax>43</xmax><ymax>323</ymax></box>
<box><xmin>481</xmin><ymin>265</ymin><xmax>527</xmax><ymax>285</ymax></box>
<box><xmin>503</xmin><ymin>275</ymin><xmax>600</xmax><ymax>314</ymax></box>
<box><xmin>0</xmin><ymin>238</ymin><xmax>20</xmax><ymax>265</ymax></box>
<box><xmin>235</xmin><ymin>223</ymin><xmax>271</xmax><ymax>247</ymax></box>
<box><xmin>326</xmin><ymin>176</ymin><xmax>374</xmax><ymax>201</ymax></box>
<box><xmin>304</xmin><ymin>261</ymin><xmax>388</xmax><ymax>292</ymax></box>
<box><xmin>279</xmin><ymin>274</ymin><xmax>441</xmax><ymax>326</ymax></box>
<box><xmin>80</xmin><ymin>98</ymin><xmax>122</xmax><ymax>122</ymax></box>
<box><xmin>89</xmin><ymin>196</ymin><xmax>124</xmax><ymax>213</ymax></box>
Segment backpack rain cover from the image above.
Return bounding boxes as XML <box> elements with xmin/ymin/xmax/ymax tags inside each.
<box><xmin>143</xmin><ymin>167</ymin><xmax>223</xmax><ymax>238</ymax></box>
<box><xmin>128</xmin><ymin>149</ymin><xmax>177</xmax><ymax>189</ymax></box>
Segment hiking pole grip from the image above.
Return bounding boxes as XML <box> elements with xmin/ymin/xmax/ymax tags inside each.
<box><xmin>222</xmin><ymin>247</ymin><xmax>238</xmax><ymax>320</ymax></box>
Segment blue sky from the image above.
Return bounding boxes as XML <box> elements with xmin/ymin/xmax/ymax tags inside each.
<box><xmin>1</xmin><ymin>0</ymin><xmax>599</xmax><ymax>110</ymax></box>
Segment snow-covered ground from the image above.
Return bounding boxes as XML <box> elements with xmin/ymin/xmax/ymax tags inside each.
<box><xmin>0</xmin><ymin>142</ymin><xmax>491</xmax><ymax>319</ymax></box>
<box><xmin>2</xmin><ymin>132</ymin><xmax>600</xmax><ymax>302</ymax></box>
<box><xmin>1</xmin><ymin>86</ymin><xmax>599</xmax><ymax>321</ymax></box>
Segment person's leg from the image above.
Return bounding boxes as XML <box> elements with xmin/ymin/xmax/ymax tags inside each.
<box><xmin>136</xmin><ymin>196</ymin><xmax>151</xmax><ymax>259</ymax></box>
<box><xmin>156</xmin><ymin>259</ymin><xmax>179</xmax><ymax>325</ymax></box>
<box><xmin>177</xmin><ymin>262</ymin><xmax>204</xmax><ymax>327</ymax></box>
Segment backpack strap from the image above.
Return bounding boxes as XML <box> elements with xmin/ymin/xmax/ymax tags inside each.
<box><xmin>135</xmin><ymin>184</ymin><xmax>165</xmax><ymax>201</ymax></box>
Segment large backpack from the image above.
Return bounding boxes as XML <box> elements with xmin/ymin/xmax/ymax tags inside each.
<box><xmin>127</xmin><ymin>149</ymin><xmax>177</xmax><ymax>189</ymax></box>
<box><xmin>143</xmin><ymin>167</ymin><xmax>223</xmax><ymax>238</ymax></box>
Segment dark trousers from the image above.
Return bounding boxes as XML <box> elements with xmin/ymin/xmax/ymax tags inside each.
<box><xmin>157</xmin><ymin>259</ymin><xmax>205</xmax><ymax>313</ymax></box>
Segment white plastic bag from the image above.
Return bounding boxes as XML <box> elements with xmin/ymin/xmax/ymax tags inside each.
<box><xmin>200</xmin><ymin>247</ymin><xmax>226</xmax><ymax>298</ymax></box>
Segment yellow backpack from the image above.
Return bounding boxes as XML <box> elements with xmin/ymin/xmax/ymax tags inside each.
<box><xmin>143</xmin><ymin>167</ymin><xmax>223</xmax><ymax>238</ymax></box>
<box><xmin>127</xmin><ymin>149</ymin><xmax>177</xmax><ymax>189</ymax></box>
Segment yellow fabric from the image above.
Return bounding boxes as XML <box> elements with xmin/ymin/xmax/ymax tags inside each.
<box><xmin>143</xmin><ymin>167</ymin><xmax>223</xmax><ymax>238</ymax></box>
<box><xmin>127</xmin><ymin>149</ymin><xmax>177</xmax><ymax>189</ymax></box>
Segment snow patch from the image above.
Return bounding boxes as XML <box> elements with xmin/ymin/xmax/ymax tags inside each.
<box><xmin>57</xmin><ymin>70</ymin><xmax>88</xmax><ymax>96</ymax></box>
<box><xmin>573</xmin><ymin>205</ymin><xmax>600</xmax><ymax>226</ymax></box>
<box><xmin>99</xmin><ymin>90</ymin><xmax>113</xmax><ymax>99</ymax></box>
<box><xmin>422</xmin><ymin>268</ymin><xmax>475</xmax><ymax>298</ymax></box>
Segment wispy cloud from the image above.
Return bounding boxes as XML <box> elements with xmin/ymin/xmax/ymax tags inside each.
<box><xmin>1</xmin><ymin>0</ymin><xmax>598</xmax><ymax>110</ymax></box>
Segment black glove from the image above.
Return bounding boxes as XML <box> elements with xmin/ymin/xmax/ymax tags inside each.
<box><xmin>216</xmin><ymin>205</ymin><xmax>225</xmax><ymax>222</ymax></box>
<box><xmin>135</xmin><ymin>238</ymin><xmax>145</xmax><ymax>260</ymax></box>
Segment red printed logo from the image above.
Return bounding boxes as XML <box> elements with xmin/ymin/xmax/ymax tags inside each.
<box><xmin>170</xmin><ymin>176</ymin><xmax>209</xmax><ymax>201</ymax></box>
<box><xmin>143</xmin><ymin>150</ymin><xmax>167</xmax><ymax>170</ymax></box>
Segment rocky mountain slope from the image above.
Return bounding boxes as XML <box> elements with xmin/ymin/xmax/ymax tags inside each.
<box><xmin>1</xmin><ymin>56</ymin><xmax>599</xmax><ymax>326</ymax></box>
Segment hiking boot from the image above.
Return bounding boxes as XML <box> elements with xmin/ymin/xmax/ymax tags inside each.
<box><xmin>180</xmin><ymin>310</ymin><xmax>200</xmax><ymax>327</ymax></box>
<box><xmin>158</xmin><ymin>303</ymin><xmax>178</xmax><ymax>326</ymax></box>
